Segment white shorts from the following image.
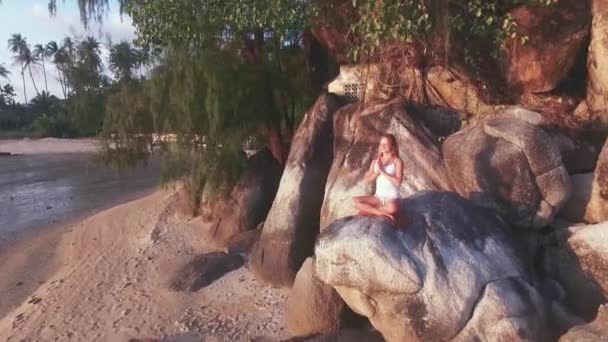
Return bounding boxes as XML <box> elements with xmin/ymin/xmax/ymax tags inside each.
<box><xmin>375</xmin><ymin>195</ymin><xmax>400</xmax><ymax>206</ymax></box>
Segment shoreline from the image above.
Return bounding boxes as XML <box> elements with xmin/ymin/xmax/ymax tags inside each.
<box><xmin>0</xmin><ymin>188</ymin><xmax>289</xmax><ymax>341</ymax></box>
<box><xmin>0</xmin><ymin>137</ymin><xmax>100</xmax><ymax>155</ymax></box>
<box><xmin>0</xmin><ymin>186</ymin><xmax>157</xmax><ymax>319</ymax></box>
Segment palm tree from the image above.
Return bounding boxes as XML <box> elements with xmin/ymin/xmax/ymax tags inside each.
<box><xmin>46</xmin><ymin>41</ymin><xmax>60</xmax><ymax>91</ymax></box>
<box><xmin>2</xmin><ymin>84</ymin><xmax>16</xmax><ymax>105</ymax></box>
<box><xmin>78</xmin><ymin>36</ymin><xmax>102</xmax><ymax>71</ymax></box>
<box><xmin>34</xmin><ymin>44</ymin><xmax>49</xmax><ymax>92</ymax></box>
<box><xmin>0</xmin><ymin>63</ymin><xmax>10</xmax><ymax>100</ymax></box>
<box><xmin>74</xmin><ymin>36</ymin><xmax>103</xmax><ymax>90</ymax></box>
<box><xmin>136</xmin><ymin>46</ymin><xmax>151</xmax><ymax>78</ymax></box>
<box><xmin>46</xmin><ymin>40</ymin><xmax>67</xmax><ymax>98</ymax></box>
<box><xmin>18</xmin><ymin>46</ymin><xmax>41</xmax><ymax>97</ymax></box>
<box><xmin>109</xmin><ymin>41</ymin><xmax>137</xmax><ymax>81</ymax></box>
<box><xmin>8</xmin><ymin>33</ymin><xmax>29</xmax><ymax>103</ymax></box>
<box><xmin>59</xmin><ymin>38</ymin><xmax>76</xmax><ymax>96</ymax></box>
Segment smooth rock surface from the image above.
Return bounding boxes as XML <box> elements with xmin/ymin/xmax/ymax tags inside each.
<box><xmin>286</xmin><ymin>258</ymin><xmax>348</xmax><ymax>337</ymax></box>
<box><xmin>315</xmin><ymin>191</ymin><xmax>547</xmax><ymax>342</ymax></box>
<box><xmin>249</xmin><ymin>94</ymin><xmax>342</xmax><ymax>286</ymax></box>
<box><xmin>444</xmin><ymin>114</ymin><xmax>571</xmax><ymax>228</ymax></box>
<box><xmin>320</xmin><ymin>99</ymin><xmax>453</xmax><ymax>229</ymax></box>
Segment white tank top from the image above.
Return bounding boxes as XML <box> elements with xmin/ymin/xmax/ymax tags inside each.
<box><xmin>375</xmin><ymin>161</ymin><xmax>400</xmax><ymax>200</ymax></box>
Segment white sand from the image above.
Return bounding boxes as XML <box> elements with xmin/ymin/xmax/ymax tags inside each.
<box><xmin>0</xmin><ymin>138</ymin><xmax>100</xmax><ymax>155</ymax></box>
<box><xmin>0</xmin><ymin>190</ymin><xmax>289</xmax><ymax>342</ymax></box>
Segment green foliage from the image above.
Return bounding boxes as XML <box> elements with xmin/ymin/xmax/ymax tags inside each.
<box><xmin>108</xmin><ymin>41</ymin><xmax>138</xmax><ymax>81</ymax></box>
<box><xmin>99</xmin><ymin>81</ymin><xmax>153</xmax><ymax>168</ymax></box>
<box><xmin>160</xmin><ymin>143</ymin><xmax>247</xmax><ymax>210</ymax></box>
<box><xmin>32</xmin><ymin>112</ymin><xmax>79</xmax><ymax>138</ymax></box>
<box><xmin>66</xmin><ymin>89</ymin><xmax>107</xmax><ymax>136</ymax></box>
<box><xmin>343</xmin><ymin>0</ymin><xmax>557</xmax><ymax>64</ymax></box>
<box><xmin>348</xmin><ymin>0</ymin><xmax>431</xmax><ymax>60</ymax></box>
<box><xmin>122</xmin><ymin>0</ymin><xmax>311</xmax><ymax>47</ymax></box>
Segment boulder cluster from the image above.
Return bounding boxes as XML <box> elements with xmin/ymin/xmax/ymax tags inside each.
<box><xmin>194</xmin><ymin>2</ymin><xmax>608</xmax><ymax>340</ymax></box>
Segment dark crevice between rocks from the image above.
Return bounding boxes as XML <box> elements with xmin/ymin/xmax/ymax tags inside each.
<box><xmin>289</xmin><ymin>98</ymin><xmax>340</xmax><ymax>277</ymax></box>
<box><xmin>551</xmin><ymin>34</ymin><xmax>589</xmax><ymax>100</ymax></box>
<box><xmin>406</xmin><ymin>104</ymin><xmax>466</xmax><ymax>141</ymax></box>
<box><xmin>536</xmin><ymin>225</ymin><xmax>606</xmax><ymax>322</ymax></box>
<box><xmin>170</xmin><ymin>252</ymin><xmax>245</xmax><ymax>292</ymax></box>
<box><xmin>448</xmin><ymin>276</ymin><xmax>526</xmax><ymax>341</ymax></box>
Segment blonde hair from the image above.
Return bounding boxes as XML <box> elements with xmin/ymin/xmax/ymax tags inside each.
<box><xmin>381</xmin><ymin>133</ymin><xmax>399</xmax><ymax>157</ymax></box>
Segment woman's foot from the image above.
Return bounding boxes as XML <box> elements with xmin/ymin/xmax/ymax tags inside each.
<box><xmin>381</xmin><ymin>213</ymin><xmax>396</xmax><ymax>225</ymax></box>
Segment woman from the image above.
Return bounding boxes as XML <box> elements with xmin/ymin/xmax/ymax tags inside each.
<box><xmin>353</xmin><ymin>134</ymin><xmax>403</xmax><ymax>224</ymax></box>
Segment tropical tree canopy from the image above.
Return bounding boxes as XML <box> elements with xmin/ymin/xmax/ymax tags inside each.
<box><xmin>108</xmin><ymin>41</ymin><xmax>138</xmax><ymax>81</ymax></box>
<box><xmin>0</xmin><ymin>63</ymin><xmax>10</xmax><ymax>79</ymax></box>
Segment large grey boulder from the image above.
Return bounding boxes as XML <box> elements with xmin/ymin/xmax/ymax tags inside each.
<box><xmin>249</xmin><ymin>94</ymin><xmax>342</xmax><ymax>286</ymax></box>
<box><xmin>207</xmin><ymin>148</ymin><xmax>282</xmax><ymax>249</ymax></box>
<box><xmin>314</xmin><ymin>191</ymin><xmax>547</xmax><ymax>342</ymax></box>
<box><xmin>443</xmin><ymin>112</ymin><xmax>571</xmax><ymax>228</ymax></box>
<box><xmin>320</xmin><ymin>99</ymin><xmax>453</xmax><ymax>229</ymax></box>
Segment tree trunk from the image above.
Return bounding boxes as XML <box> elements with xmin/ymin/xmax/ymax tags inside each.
<box><xmin>428</xmin><ymin>0</ymin><xmax>450</xmax><ymax>65</ymax></box>
<box><xmin>58</xmin><ymin>69</ymin><xmax>67</xmax><ymax>98</ymax></box>
<box><xmin>42</xmin><ymin>58</ymin><xmax>49</xmax><ymax>92</ymax></box>
<box><xmin>28</xmin><ymin>64</ymin><xmax>40</xmax><ymax>96</ymax></box>
<box><xmin>587</xmin><ymin>0</ymin><xmax>608</xmax><ymax>128</ymax></box>
<box><xmin>21</xmin><ymin>67</ymin><xmax>27</xmax><ymax>103</ymax></box>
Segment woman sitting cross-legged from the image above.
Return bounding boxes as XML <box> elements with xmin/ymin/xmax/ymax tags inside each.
<box><xmin>352</xmin><ymin>134</ymin><xmax>403</xmax><ymax>224</ymax></box>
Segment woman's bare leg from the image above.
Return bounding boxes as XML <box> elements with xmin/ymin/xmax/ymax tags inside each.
<box><xmin>353</xmin><ymin>196</ymin><xmax>382</xmax><ymax>216</ymax></box>
<box><xmin>378</xmin><ymin>200</ymin><xmax>399</xmax><ymax>224</ymax></box>
<box><xmin>353</xmin><ymin>196</ymin><xmax>400</xmax><ymax>224</ymax></box>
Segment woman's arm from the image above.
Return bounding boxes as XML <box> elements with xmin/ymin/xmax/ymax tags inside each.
<box><xmin>363</xmin><ymin>158</ymin><xmax>380</xmax><ymax>184</ymax></box>
<box><xmin>378</xmin><ymin>158</ymin><xmax>403</xmax><ymax>187</ymax></box>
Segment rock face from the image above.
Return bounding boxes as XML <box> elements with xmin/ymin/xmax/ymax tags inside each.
<box><xmin>443</xmin><ymin>111</ymin><xmax>571</xmax><ymax>228</ymax></box>
<box><xmin>286</xmin><ymin>258</ymin><xmax>348</xmax><ymax>337</ymax></box>
<box><xmin>207</xmin><ymin>148</ymin><xmax>282</xmax><ymax>249</ymax></box>
<box><xmin>560</xmin><ymin>304</ymin><xmax>608</xmax><ymax>342</ymax></box>
<box><xmin>541</xmin><ymin>222</ymin><xmax>608</xmax><ymax>319</ymax></box>
<box><xmin>567</xmin><ymin>223</ymin><xmax>608</xmax><ymax>298</ymax></box>
<box><xmin>424</xmin><ymin>66</ymin><xmax>495</xmax><ymax>117</ymax></box>
<box><xmin>249</xmin><ymin>95</ymin><xmax>342</xmax><ymax>286</ymax></box>
<box><xmin>320</xmin><ymin>99</ymin><xmax>453</xmax><ymax>229</ymax></box>
<box><xmin>502</xmin><ymin>0</ymin><xmax>590</xmax><ymax>93</ymax></box>
<box><xmin>407</xmin><ymin>105</ymin><xmax>465</xmax><ymax>140</ymax></box>
<box><xmin>314</xmin><ymin>191</ymin><xmax>547</xmax><ymax>342</ymax></box>
<box><xmin>559</xmin><ymin>172</ymin><xmax>608</xmax><ymax>224</ymax></box>
<box><xmin>587</xmin><ymin>0</ymin><xmax>608</xmax><ymax>127</ymax></box>
<box><xmin>561</xmin><ymin>138</ymin><xmax>608</xmax><ymax>223</ymax></box>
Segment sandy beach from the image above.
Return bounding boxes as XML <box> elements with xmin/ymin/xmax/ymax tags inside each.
<box><xmin>0</xmin><ymin>189</ymin><xmax>289</xmax><ymax>341</ymax></box>
<box><xmin>0</xmin><ymin>138</ymin><xmax>100</xmax><ymax>155</ymax></box>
